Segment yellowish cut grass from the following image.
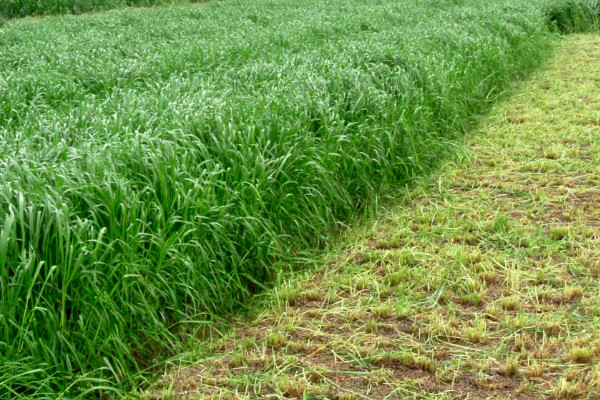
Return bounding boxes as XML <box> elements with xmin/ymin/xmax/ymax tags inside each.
<box><xmin>150</xmin><ymin>34</ymin><xmax>600</xmax><ymax>400</ymax></box>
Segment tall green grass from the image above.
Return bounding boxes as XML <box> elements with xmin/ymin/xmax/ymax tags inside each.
<box><xmin>0</xmin><ymin>0</ymin><xmax>581</xmax><ymax>397</ymax></box>
<box><xmin>0</xmin><ymin>0</ymin><xmax>178</xmax><ymax>19</ymax></box>
<box><xmin>545</xmin><ymin>0</ymin><xmax>600</xmax><ymax>32</ymax></box>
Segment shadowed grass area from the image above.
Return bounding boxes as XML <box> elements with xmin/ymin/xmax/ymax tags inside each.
<box><xmin>150</xmin><ymin>34</ymin><xmax>600</xmax><ymax>399</ymax></box>
<box><xmin>545</xmin><ymin>0</ymin><xmax>600</xmax><ymax>33</ymax></box>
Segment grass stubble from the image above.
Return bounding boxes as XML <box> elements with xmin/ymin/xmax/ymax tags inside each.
<box><xmin>150</xmin><ymin>34</ymin><xmax>600</xmax><ymax>399</ymax></box>
<box><xmin>0</xmin><ymin>0</ymin><xmax>598</xmax><ymax>398</ymax></box>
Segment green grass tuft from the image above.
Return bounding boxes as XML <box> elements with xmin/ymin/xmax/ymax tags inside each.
<box><xmin>545</xmin><ymin>0</ymin><xmax>600</xmax><ymax>33</ymax></box>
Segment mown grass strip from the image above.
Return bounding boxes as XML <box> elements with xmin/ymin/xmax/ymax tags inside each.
<box><xmin>150</xmin><ymin>33</ymin><xmax>600</xmax><ymax>400</ymax></box>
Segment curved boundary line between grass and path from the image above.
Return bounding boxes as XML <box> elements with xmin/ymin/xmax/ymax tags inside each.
<box><xmin>145</xmin><ymin>32</ymin><xmax>600</xmax><ymax>400</ymax></box>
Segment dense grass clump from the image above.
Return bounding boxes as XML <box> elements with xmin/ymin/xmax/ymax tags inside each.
<box><xmin>0</xmin><ymin>0</ymin><xmax>178</xmax><ymax>19</ymax></box>
<box><xmin>545</xmin><ymin>0</ymin><xmax>600</xmax><ymax>32</ymax></box>
<box><xmin>0</xmin><ymin>0</ymin><xmax>569</xmax><ymax>397</ymax></box>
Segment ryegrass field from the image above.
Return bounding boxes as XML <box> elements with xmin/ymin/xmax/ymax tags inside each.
<box><xmin>152</xmin><ymin>34</ymin><xmax>600</xmax><ymax>399</ymax></box>
<box><xmin>0</xmin><ymin>0</ymin><xmax>180</xmax><ymax>20</ymax></box>
<box><xmin>0</xmin><ymin>0</ymin><xmax>597</xmax><ymax>398</ymax></box>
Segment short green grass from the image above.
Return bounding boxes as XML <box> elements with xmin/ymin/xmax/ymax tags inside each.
<box><xmin>150</xmin><ymin>34</ymin><xmax>600</xmax><ymax>399</ymax></box>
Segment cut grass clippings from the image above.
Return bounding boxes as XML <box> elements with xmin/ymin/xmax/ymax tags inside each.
<box><xmin>150</xmin><ymin>34</ymin><xmax>600</xmax><ymax>399</ymax></box>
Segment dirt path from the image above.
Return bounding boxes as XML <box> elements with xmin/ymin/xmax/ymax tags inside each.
<box><xmin>151</xmin><ymin>34</ymin><xmax>600</xmax><ymax>400</ymax></box>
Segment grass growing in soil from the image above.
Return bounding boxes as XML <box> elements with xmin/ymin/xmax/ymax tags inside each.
<box><xmin>0</xmin><ymin>0</ymin><xmax>596</xmax><ymax>398</ymax></box>
<box><xmin>151</xmin><ymin>34</ymin><xmax>600</xmax><ymax>400</ymax></box>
